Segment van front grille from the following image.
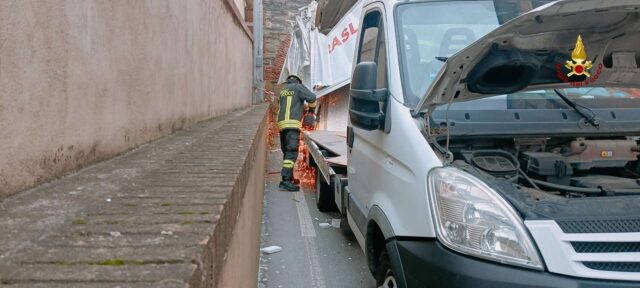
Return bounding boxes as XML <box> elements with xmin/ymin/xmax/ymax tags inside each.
<box><xmin>556</xmin><ymin>219</ymin><xmax>640</xmax><ymax>234</ymax></box>
<box><xmin>583</xmin><ymin>262</ymin><xmax>640</xmax><ymax>273</ymax></box>
<box><xmin>526</xmin><ymin>220</ymin><xmax>640</xmax><ymax>281</ymax></box>
<box><xmin>571</xmin><ymin>242</ymin><xmax>640</xmax><ymax>253</ymax></box>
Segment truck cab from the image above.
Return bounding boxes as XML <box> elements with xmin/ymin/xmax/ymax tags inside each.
<box><xmin>307</xmin><ymin>0</ymin><xmax>640</xmax><ymax>287</ymax></box>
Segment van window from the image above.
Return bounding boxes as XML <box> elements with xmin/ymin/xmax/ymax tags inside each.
<box><xmin>359</xmin><ymin>27</ymin><xmax>378</xmax><ymax>62</ymax></box>
<box><xmin>357</xmin><ymin>10</ymin><xmax>388</xmax><ymax>89</ymax></box>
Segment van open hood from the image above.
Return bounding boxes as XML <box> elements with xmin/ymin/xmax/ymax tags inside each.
<box><xmin>416</xmin><ymin>0</ymin><xmax>640</xmax><ymax>113</ymax></box>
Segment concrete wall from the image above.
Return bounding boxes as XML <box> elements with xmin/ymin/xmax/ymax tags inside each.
<box><xmin>218</xmin><ymin>110</ymin><xmax>267</xmax><ymax>288</ymax></box>
<box><xmin>0</xmin><ymin>0</ymin><xmax>253</xmax><ymax>198</ymax></box>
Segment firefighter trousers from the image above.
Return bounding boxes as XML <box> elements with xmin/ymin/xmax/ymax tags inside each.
<box><xmin>279</xmin><ymin>128</ymin><xmax>300</xmax><ymax>181</ymax></box>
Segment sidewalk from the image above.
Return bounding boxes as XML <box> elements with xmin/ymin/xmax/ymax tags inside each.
<box><xmin>0</xmin><ymin>105</ymin><xmax>267</xmax><ymax>287</ymax></box>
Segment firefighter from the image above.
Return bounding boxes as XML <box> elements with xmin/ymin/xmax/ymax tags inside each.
<box><xmin>277</xmin><ymin>74</ymin><xmax>317</xmax><ymax>191</ymax></box>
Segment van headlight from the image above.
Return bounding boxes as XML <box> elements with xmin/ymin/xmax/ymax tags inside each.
<box><xmin>428</xmin><ymin>167</ymin><xmax>543</xmax><ymax>270</ymax></box>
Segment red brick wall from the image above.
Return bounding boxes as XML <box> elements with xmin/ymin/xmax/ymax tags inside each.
<box><xmin>265</xmin><ymin>33</ymin><xmax>292</xmax><ymax>82</ymax></box>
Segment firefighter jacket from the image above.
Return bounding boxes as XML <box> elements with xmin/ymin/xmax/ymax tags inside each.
<box><xmin>277</xmin><ymin>81</ymin><xmax>317</xmax><ymax>130</ymax></box>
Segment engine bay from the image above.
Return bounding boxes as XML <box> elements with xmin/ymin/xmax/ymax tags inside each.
<box><xmin>434</xmin><ymin>136</ymin><xmax>640</xmax><ymax>197</ymax></box>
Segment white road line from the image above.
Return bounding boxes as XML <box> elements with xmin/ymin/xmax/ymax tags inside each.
<box><xmin>303</xmin><ymin>235</ymin><xmax>327</xmax><ymax>288</ymax></box>
<box><xmin>294</xmin><ymin>191</ymin><xmax>326</xmax><ymax>288</ymax></box>
<box><xmin>294</xmin><ymin>191</ymin><xmax>316</xmax><ymax>237</ymax></box>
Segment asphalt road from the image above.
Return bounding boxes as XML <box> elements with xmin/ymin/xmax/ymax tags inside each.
<box><xmin>258</xmin><ymin>148</ymin><xmax>376</xmax><ymax>288</ymax></box>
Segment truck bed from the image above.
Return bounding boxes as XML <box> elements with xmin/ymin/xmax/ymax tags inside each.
<box><xmin>305</xmin><ymin>130</ymin><xmax>347</xmax><ymax>166</ymax></box>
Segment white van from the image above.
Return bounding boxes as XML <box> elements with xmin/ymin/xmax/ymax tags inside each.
<box><xmin>305</xmin><ymin>0</ymin><xmax>640</xmax><ymax>286</ymax></box>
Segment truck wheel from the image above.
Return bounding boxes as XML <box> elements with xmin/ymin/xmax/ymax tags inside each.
<box><xmin>376</xmin><ymin>250</ymin><xmax>398</xmax><ymax>288</ymax></box>
<box><xmin>315</xmin><ymin>172</ymin><xmax>335</xmax><ymax>212</ymax></box>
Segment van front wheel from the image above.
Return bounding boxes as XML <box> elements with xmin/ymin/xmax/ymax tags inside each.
<box><xmin>376</xmin><ymin>250</ymin><xmax>398</xmax><ymax>288</ymax></box>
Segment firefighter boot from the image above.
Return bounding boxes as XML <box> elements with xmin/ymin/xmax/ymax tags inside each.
<box><xmin>279</xmin><ymin>177</ymin><xmax>300</xmax><ymax>192</ymax></box>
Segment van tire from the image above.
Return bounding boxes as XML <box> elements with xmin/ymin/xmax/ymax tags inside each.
<box><xmin>376</xmin><ymin>250</ymin><xmax>398</xmax><ymax>288</ymax></box>
<box><xmin>315</xmin><ymin>172</ymin><xmax>335</xmax><ymax>212</ymax></box>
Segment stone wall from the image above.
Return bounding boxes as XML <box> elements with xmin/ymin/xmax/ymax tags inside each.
<box><xmin>265</xmin><ymin>34</ymin><xmax>292</xmax><ymax>82</ymax></box>
<box><xmin>0</xmin><ymin>0</ymin><xmax>253</xmax><ymax>198</ymax></box>
<box><xmin>263</xmin><ymin>0</ymin><xmax>312</xmax><ymax>83</ymax></box>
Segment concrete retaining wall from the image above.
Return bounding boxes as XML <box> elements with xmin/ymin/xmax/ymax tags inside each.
<box><xmin>191</xmin><ymin>105</ymin><xmax>268</xmax><ymax>287</ymax></box>
<box><xmin>219</xmin><ymin>109</ymin><xmax>267</xmax><ymax>288</ymax></box>
<box><xmin>0</xmin><ymin>0</ymin><xmax>253</xmax><ymax>198</ymax></box>
<box><xmin>0</xmin><ymin>105</ymin><xmax>268</xmax><ymax>287</ymax></box>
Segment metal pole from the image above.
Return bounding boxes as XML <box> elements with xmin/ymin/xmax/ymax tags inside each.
<box><xmin>252</xmin><ymin>0</ymin><xmax>264</xmax><ymax>104</ymax></box>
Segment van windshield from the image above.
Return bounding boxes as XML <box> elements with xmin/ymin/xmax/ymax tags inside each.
<box><xmin>395</xmin><ymin>0</ymin><xmax>553</xmax><ymax>106</ymax></box>
<box><xmin>395</xmin><ymin>0</ymin><xmax>640</xmax><ymax>111</ymax></box>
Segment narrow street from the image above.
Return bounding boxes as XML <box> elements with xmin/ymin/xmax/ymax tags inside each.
<box><xmin>7</xmin><ymin>1</ymin><xmax>640</xmax><ymax>287</ymax></box>
<box><xmin>259</xmin><ymin>146</ymin><xmax>376</xmax><ymax>288</ymax></box>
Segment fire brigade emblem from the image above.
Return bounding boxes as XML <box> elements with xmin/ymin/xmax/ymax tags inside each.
<box><xmin>565</xmin><ymin>35</ymin><xmax>593</xmax><ymax>77</ymax></box>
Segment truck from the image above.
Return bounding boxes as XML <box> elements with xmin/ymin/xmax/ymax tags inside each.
<box><xmin>290</xmin><ymin>0</ymin><xmax>640</xmax><ymax>287</ymax></box>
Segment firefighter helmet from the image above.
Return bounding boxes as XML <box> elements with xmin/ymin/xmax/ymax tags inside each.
<box><xmin>287</xmin><ymin>74</ymin><xmax>303</xmax><ymax>83</ymax></box>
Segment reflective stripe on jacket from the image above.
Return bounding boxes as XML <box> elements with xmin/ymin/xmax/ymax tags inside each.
<box><xmin>277</xmin><ymin>82</ymin><xmax>317</xmax><ymax>130</ymax></box>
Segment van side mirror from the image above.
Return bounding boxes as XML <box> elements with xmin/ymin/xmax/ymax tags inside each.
<box><xmin>349</xmin><ymin>62</ymin><xmax>388</xmax><ymax>131</ymax></box>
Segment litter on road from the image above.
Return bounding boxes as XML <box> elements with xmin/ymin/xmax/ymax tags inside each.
<box><xmin>261</xmin><ymin>246</ymin><xmax>283</xmax><ymax>254</ymax></box>
<box><xmin>318</xmin><ymin>223</ymin><xmax>331</xmax><ymax>228</ymax></box>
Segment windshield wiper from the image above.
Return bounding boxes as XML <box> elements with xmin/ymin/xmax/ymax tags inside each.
<box><xmin>435</xmin><ymin>56</ymin><xmax>448</xmax><ymax>62</ymax></box>
<box><xmin>553</xmin><ymin>89</ymin><xmax>600</xmax><ymax>128</ymax></box>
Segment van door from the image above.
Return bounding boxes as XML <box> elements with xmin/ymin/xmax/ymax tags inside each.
<box><xmin>347</xmin><ymin>6</ymin><xmax>389</xmax><ymax>234</ymax></box>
